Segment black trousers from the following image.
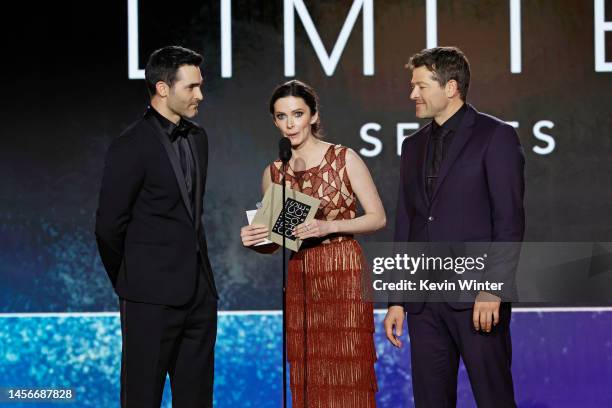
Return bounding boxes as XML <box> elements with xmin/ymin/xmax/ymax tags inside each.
<box><xmin>407</xmin><ymin>302</ymin><xmax>516</xmax><ymax>408</ymax></box>
<box><xmin>119</xmin><ymin>265</ymin><xmax>217</xmax><ymax>408</ymax></box>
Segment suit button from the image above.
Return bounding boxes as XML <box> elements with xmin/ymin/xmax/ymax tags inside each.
<box><xmin>428</xmin><ymin>216</ymin><xmax>434</xmax><ymax>222</ymax></box>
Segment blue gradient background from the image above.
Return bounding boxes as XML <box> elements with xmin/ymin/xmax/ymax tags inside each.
<box><xmin>1</xmin><ymin>311</ymin><xmax>611</xmax><ymax>407</ymax></box>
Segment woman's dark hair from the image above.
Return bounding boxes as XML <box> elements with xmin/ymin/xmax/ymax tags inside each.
<box><xmin>145</xmin><ymin>46</ymin><xmax>203</xmax><ymax>96</ymax></box>
<box><xmin>269</xmin><ymin>80</ymin><xmax>323</xmax><ymax>139</ymax></box>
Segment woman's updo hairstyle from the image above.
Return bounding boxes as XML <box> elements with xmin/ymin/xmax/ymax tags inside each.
<box><xmin>269</xmin><ymin>79</ymin><xmax>323</xmax><ymax>139</ymax></box>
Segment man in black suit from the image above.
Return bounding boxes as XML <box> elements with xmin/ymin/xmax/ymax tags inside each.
<box><xmin>384</xmin><ymin>47</ymin><xmax>524</xmax><ymax>407</ymax></box>
<box><xmin>96</xmin><ymin>46</ymin><xmax>218</xmax><ymax>407</ymax></box>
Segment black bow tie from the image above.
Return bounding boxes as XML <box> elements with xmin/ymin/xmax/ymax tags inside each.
<box><xmin>170</xmin><ymin>121</ymin><xmax>191</xmax><ymax>142</ymax></box>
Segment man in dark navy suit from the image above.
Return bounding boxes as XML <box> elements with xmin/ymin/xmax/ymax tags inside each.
<box><xmin>383</xmin><ymin>47</ymin><xmax>524</xmax><ymax>407</ymax></box>
<box><xmin>96</xmin><ymin>46</ymin><xmax>218</xmax><ymax>407</ymax></box>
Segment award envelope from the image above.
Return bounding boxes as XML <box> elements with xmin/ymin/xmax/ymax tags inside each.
<box><xmin>252</xmin><ymin>183</ymin><xmax>321</xmax><ymax>252</ymax></box>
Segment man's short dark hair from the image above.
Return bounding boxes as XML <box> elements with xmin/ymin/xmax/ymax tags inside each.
<box><xmin>408</xmin><ymin>46</ymin><xmax>470</xmax><ymax>101</ymax></box>
<box><xmin>145</xmin><ymin>46</ymin><xmax>203</xmax><ymax>96</ymax></box>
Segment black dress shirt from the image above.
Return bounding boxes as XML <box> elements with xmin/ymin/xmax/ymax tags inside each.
<box><xmin>425</xmin><ymin>103</ymin><xmax>467</xmax><ymax>199</ymax></box>
<box><xmin>149</xmin><ymin>106</ymin><xmax>196</xmax><ymax>213</ymax></box>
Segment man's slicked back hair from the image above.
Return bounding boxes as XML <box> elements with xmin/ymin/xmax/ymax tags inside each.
<box><xmin>145</xmin><ymin>46</ymin><xmax>203</xmax><ymax>96</ymax></box>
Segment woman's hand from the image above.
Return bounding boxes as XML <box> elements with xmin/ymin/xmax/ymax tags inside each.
<box><xmin>293</xmin><ymin>219</ymin><xmax>336</xmax><ymax>240</ymax></box>
<box><xmin>241</xmin><ymin>224</ymin><xmax>269</xmax><ymax>247</ymax></box>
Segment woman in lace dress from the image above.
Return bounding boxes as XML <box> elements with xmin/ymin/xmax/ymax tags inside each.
<box><xmin>241</xmin><ymin>80</ymin><xmax>386</xmax><ymax>407</ymax></box>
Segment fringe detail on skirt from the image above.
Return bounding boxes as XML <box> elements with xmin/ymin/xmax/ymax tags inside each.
<box><xmin>287</xmin><ymin>239</ymin><xmax>377</xmax><ymax>408</ymax></box>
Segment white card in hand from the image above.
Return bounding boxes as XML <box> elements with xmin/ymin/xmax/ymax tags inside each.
<box><xmin>246</xmin><ymin>209</ymin><xmax>273</xmax><ymax>246</ymax></box>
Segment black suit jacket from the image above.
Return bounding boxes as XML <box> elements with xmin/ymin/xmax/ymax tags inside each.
<box><xmin>95</xmin><ymin>109</ymin><xmax>218</xmax><ymax>306</ymax></box>
<box><xmin>393</xmin><ymin>104</ymin><xmax>525</xmax><ymax>313</ymax></box>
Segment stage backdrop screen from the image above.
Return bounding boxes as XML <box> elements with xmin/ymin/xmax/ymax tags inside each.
<box><xmin>1</xmin><ymin>0</ymin><xmax>611</xmax><ymax>312</ymax></box>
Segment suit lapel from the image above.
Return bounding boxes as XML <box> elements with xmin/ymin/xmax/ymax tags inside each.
<box><xmin>145</xmin><ymin>115</ymin><xmax>195</xmax><ymax>223</ymax></box>
<box><xmin>418</xmin><ymin>126</ymin><xmax>432</xmax><ymax>208</ymax></box>
<box><xmin>430</xmin><ymin>104</ymin><xmax>477</xmax><ymax>203</ymax></box>
<box><xmin>188</xmin><ymin>133</ymin><xmax>203</xmax><ymax>230</ymax></box>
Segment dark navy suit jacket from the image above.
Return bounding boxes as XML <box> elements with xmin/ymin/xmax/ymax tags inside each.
<box><xmin>394</xmin><ymin>104</ymin><xmax>525</xmax><ymax>313</ymax></box>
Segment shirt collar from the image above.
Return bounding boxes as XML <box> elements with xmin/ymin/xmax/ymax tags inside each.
<box><xmin>148</xmin><ymin>106</ymin><xmax>191</xmax><ymax>141</ymax></box>
<box><xmin>431</xmin><ymin>103</ymin><xmax>467</xmax><ymax>134</ymax></box>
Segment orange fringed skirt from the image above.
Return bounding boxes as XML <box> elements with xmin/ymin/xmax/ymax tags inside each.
<box><xmin>287</xmin><ymin>238</ymin><xmax>378</xmax><ymax>408</ymax></box>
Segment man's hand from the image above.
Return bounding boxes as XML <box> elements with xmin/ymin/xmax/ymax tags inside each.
<box><xmin>383</xmin><ymin>305</ymin><xmax>405</xmax><ymax>348</ymax></box>
<box><xmin>473</xmin><ymin>291</ymin><xmax>502</xmax><ymax>333</ymax></box>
